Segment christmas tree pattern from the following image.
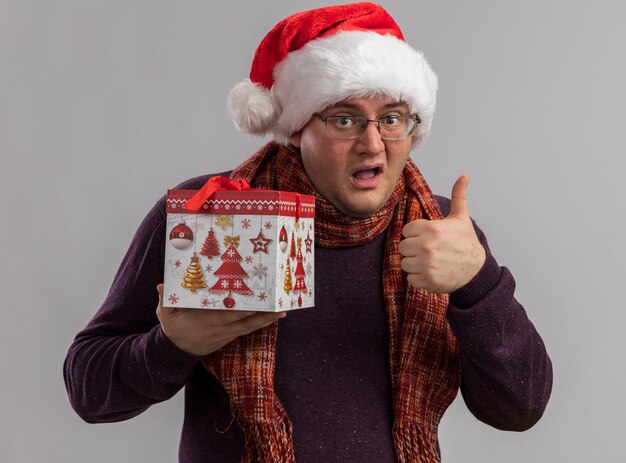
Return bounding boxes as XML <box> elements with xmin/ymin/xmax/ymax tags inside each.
<box><xmin>209</xmin><ymin>242</ymin><xmax>253</xmax><ymax>296</ymax></box>
<box><xmin>289</xmin><ymin>231</ymin><xmax>297</xmax><ymax>260</ymax></box>
<box><xmin>181</xmin><ymin>253</ymin><xmax>207</xmax><ymax>292</ymax></box>
<box><xmin>283</xmin><ymin>256</ymin><xmax>293</xmax><ymax>293</ymax></box>
<box><xmin>199</xmin><ymin>227</ymin><xmax>220</xmax><ymax>259</ymax></box>
<box><xmin>293</xmin><ymin>246</ymin><xmax>307</xmax><ymax>295</ymax></box>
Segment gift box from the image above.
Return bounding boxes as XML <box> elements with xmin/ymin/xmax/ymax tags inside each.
<box><xmin>163</xmin><ymin>177</ymin><xmax>315</xmax><ymax>312</ymax></box>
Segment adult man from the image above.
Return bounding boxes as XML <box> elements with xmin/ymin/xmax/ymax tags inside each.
<box><xmin>64</xmin><ymin>3</ymin><xmax>552</xmax><ymax>462</ymax></box>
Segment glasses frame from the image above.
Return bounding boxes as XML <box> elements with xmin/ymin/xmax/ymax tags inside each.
<box><xmin>313</xmin><ymin>113</ymin><xmax>421</xmax><ymax>140</ymax></box>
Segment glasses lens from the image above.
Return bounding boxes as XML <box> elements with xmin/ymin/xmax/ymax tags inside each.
<box><xmin>323</xmin><ymin>116</ymin><xmax>363</xmax><ymax>139</ymax></box>
<box><xmin>318</xmin><ymin>115</ymin><xmax>418</xmax><ymax>140</ymax></box>
<box><xmin>379</xmin><ymin>116</ymin><xmax>409</xmax><ymax>140</ymax></box>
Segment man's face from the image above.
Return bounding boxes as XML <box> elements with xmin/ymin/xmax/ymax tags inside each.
<box><xmin>291</xmin><ymin>96</ymin><xmax>413</xmax><ymax>218</ymax></box>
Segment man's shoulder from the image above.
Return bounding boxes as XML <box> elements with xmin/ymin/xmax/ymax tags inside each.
<box><xmin>172</xmin><ymin>171</ymin><xmax>233</xmax><ymax>190</ymax></box>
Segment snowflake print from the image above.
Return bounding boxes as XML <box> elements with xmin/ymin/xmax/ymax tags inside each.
<box><xmin>215</xmin><ymin>215</ymin><xmax>233</xmax><ymax>231</ymax></box>
<box><xmin>205</xmin><ymin>264</ymin><xmax>213</xmax><ymax>273</ymax></box>
<box><xmin>258</xmin><ymin>292</ymin><xmax>267</xmax><ymax>302</ymax></box>
<box><xmin>253</xmin><ymin>262</ymin><xmax>268</xmax><ymax>279</ymax></box>
<box><xmin>264</xmin><ymin>222</ymin><xmax>272</xmax><ymax>230</ymax></box>
<box><xmin>306</xmin><ymin>262</ymin><xmax>312</xmax><ymax>274</ymax></box>
<box><xmin>245</xmin><ymin>256</ymin><xmax>253</xmax><ymax>264</ymax></box>
<box><xmin>308</xmin><ymin>289</ymin><xmax>313</xmax><ymax>297</ymax></box>
<box><xmin>290</xmin><ymin>299</ymin><xmax>295</xmax><ymax>308</ymax></box>
<box><xmin>201</xmin><ymin>298</ymin><xmax>209</xmax><ymax>308</ymax></box>
<box><xmin>278</xmin><ymin>297</ymin><xmax>283</xmax><ymax>308</ymax></box>
<box><xmin>174</xmin><ymin>260</ymin><xmax>181</xmax><ymax>268</ymax></box>
<box><xmin>241</xmin><ymin>218</ymin><xmax>252</xmax><ymax>229</ymax></box>
<box><xmin>168</xmin><ymin>293</ymin><xmax>179</xmax><ymax>304</ymax></box>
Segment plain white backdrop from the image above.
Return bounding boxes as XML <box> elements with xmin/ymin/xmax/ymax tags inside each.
<box><xmin>2</xmin><ymin>1</ymin><xmax>625</xmax><ymax>461</ymax></box>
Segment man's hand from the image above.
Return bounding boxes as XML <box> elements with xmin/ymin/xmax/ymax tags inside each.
<box><xmin>398</xmin><ymin>175</ymin><xmax>486</xmax><ymax>294</ymax></box>
<box><xmin>156</xmin><ymin>284</ymin><xmax>287</xmax><ymax>357</ymax></box>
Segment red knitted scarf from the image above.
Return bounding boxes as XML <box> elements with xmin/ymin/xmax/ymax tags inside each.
<box><xmin>204</xmin><ymin>142</ymin><xmax>461</xmax><ymax>463</ymax></box>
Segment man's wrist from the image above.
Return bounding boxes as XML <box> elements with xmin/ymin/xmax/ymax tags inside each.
<box><xmin>450</xmin><ymin>249</ymin><xmax>501</xmax><ymax>309</ymax></box>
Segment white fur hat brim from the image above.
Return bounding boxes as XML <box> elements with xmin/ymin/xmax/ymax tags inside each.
<box><xmin>227</xmin><ymin>30</ymin><xmax>438</xmax><ymax>147</ymax></box>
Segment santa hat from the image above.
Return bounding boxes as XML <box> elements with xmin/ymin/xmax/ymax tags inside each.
<box><xmin>227</xmin><ymin>2</ymin><xmax>438</xmax><ymax>147</ymax></box>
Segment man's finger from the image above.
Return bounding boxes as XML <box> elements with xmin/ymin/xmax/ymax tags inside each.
<box><xmin>402</xmin><ymin>218</ymin><xmax>429</xmax><ymax>238</ymax></box>
<box><xmin>221</xmin><ymin>310</ymin><xmax>259</xmax><ymax>324</ymax></box>
<box><xmin>233</xmin><ymin>311</ymin><xmax>287</xmax><ymax>335</ymax></box>
<box><xmin>449</xmin><ymin>174</ymin><xmax>470</xmax><ymax>217</ymax></box>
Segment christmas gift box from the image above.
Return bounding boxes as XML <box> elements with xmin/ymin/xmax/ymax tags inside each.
<box><xmin>163</xmin><ymin>176</ymin><xmax>315</xmax><ymax>312</ymax></box>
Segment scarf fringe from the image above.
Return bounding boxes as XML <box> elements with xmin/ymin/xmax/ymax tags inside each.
<box><xmin>392</xmin><ymin>421</ymin><xmax>440</xmax><ymax>463</ymax></box>
<box><xmin>239</xmin><ymin>417</ymin><xmax>296</xmax><ymax>463</ymax></box>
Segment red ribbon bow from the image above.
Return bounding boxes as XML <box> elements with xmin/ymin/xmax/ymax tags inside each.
<box><xmin>184</xmin><ymin>176</ymin><xmax>252</xmax><ymax>211</ymax></box>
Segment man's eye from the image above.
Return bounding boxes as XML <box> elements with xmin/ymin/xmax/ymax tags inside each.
<box><xmin>381</xmin><ymin>116</ymin><xmax>400</xmax><ymax>126</ymax></box>
<box><xmin>333</xmin><ymin>117</ymin><xmax>355</xmax><ymax>128</ymax></box>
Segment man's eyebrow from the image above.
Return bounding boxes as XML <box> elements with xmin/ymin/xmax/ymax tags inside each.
<box><xmin>326</xmin><ymin>101</ymin><xmax>409</xmax><ymax>111</ymax></box>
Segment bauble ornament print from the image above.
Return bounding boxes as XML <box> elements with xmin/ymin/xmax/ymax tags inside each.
<box><xmin>279</xmin><ymin>225</ymin><xmax>288</xmax><ymax>252</ymax></box>
<box><xmin>223</xmin><ymin>294</ymin><xmax>236</xmax><ymax>308</ymax></box>
<box><xmin>170</xmin><ymin>223</ymin><xmax>193</xmax><ymax>250</ymax></box>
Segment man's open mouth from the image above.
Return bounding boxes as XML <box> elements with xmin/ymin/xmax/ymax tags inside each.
<box><xmin>353</xmin><ymin>166</ymin><xmax>382</xmax><ymax>180</ymax></box>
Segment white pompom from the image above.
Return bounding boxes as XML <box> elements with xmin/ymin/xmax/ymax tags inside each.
<box><xmin>226</xmin><ymin>79</ymin><xmax>281</xmax><ymax>135</ymax></box>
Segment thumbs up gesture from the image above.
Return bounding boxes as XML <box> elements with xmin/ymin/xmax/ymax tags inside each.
<box><xmin>398</xmin><ymin>175</ymin><xmax>486</xmax><ymax>294</ymax></box>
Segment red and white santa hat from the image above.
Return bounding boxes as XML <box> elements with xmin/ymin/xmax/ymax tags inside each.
<box><xmin>227</xmin><ymin>2</ymin><xmax>438</xmax><ymax>147</ymax></box>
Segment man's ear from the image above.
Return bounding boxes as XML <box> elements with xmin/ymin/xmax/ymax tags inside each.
<box><xmin>291</xmin><ymin>131</ymin><xmax>302</xmax><ymax>148</ymax></box>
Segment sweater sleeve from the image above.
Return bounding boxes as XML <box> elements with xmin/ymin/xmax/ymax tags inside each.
<box><xmin>437</xmin><ymin>196</ymin><xmax>553</xmax><ymax>431</ymax></box>
<box><xmin>63</xmin><ymin>198</ymin><xmax>203</xmax><ymax>423</ymax></box>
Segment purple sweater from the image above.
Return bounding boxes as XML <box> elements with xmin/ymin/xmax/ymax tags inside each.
<box><xmin>64</xmin><ymin>173</ymin><xmax>552</xmax><ymax>462</ymax></box>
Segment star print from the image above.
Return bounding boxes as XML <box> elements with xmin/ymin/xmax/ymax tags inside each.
<box><xmin>250</xmin><ymin>229</ymin><xmax>273</xmax><ymax>254</ymax></box>
<box><xmin>304</xmin><ymin>233</ymin><xmax>313</xmax><ymax>254</ymax></box>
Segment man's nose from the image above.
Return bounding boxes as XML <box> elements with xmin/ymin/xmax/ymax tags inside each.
<box><xmin>354</xmin><ymin>121</ymin><xmax>385</xmax><ymax>154</ymax></box>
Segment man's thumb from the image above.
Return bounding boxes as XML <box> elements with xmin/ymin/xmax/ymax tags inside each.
<box><xmin>449</xmin><ymin>175</ymin><xmax>470</xmax><ymax>217</ymax></box>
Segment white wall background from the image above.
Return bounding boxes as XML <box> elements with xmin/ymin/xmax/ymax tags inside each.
<box><xmin>2</xmin><ymin>1</ymin><xmax>625</xmax><ymax>461</ymax></box>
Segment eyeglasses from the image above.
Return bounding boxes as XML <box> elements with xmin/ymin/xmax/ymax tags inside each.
<box><xmin>313</xmin><ymin>113</ymin><xmax>421</xmax><ymax>140</ymax></box>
